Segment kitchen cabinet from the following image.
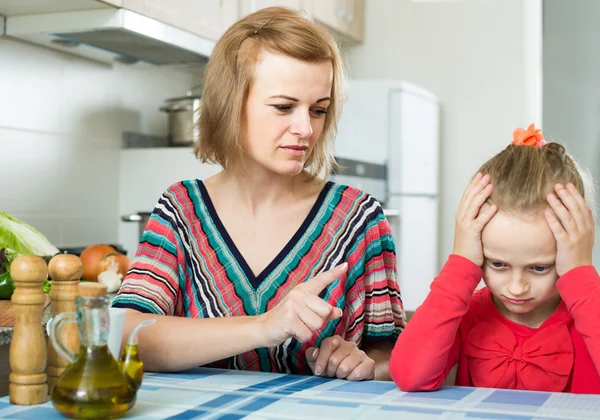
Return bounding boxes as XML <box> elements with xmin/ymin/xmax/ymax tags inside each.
<box><xmin>240</xmin><ymin>0</ymin><xmax>307</xmax><ymax>16</ymax></box>
<box><xmin>0</xmin><ymin>0</ymin><xmax>113</xmax><ymax>16</ymax></box>
<box><xmin>0</xmin><ymin>0</ymin><xmax>238</xmax><ymax>43</ymax></box>
<box><xmin>99</xmin><ymin>0</ymin><xmax>123</xmax><ymax>6</ymax></box>
<box><xmin>121</xmin><ymin>0</ymin><xmax>239</xmax><ymax>41</ymax></box>
<box><xmin>311</xmin><ymin>0</ymin><xmax>364</xmax><ymax>43</ymax></box>
<box><xmin>238</xmin><ymin>0</ymin><xmax>363</xmax><ymax>44</ymax></box>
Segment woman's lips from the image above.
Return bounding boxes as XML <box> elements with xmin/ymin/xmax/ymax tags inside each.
<box><xmin>280</xmin><ymin>146</ymin><xmax>307</xmax><ymax>156</ymax></box>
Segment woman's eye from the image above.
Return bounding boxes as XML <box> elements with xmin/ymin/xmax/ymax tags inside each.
<box><xmin>273</xmin><ymin>105</ymin><xmax>292</xmax><ymax>112</ymax></box>
<box><xmin>311</xmin><ymin>108</ymin><xmax>328</xmax><ymax>117</ymax></box>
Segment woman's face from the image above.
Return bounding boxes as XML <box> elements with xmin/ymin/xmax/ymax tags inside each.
<box><xmin>243</xmin><ymin>49</ymin><xmax>333</xmax><ymax>177</ymax></box>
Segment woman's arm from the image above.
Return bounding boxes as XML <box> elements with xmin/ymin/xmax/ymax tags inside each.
<box><xmin>122</xmin><ymin>264</ymin><xmax>348</xmax><ymax>372</ymax></box>
<box><xmin>123</xmin><ymin>310</ymin><xmax>265</xmax><ymax>372</ymax></box>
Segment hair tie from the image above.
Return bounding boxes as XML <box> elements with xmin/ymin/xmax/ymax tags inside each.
<box><xmin>512</xmin><ymin>123</ymin><xmax>545</xmax><ymax>147</ymax></box>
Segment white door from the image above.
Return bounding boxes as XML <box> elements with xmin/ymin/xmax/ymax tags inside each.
<box><xmin>387</xmin><ymin>195</ymin><xmax>439</xmax><ymax>312</ymax></box>
<box><xmin>388</xmin><ymin>90</ymin><xmax>440</xmax><ymax>195</ymax></box>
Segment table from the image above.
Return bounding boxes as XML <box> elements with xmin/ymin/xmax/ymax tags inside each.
<box><xmin>0</xmin><ymin>367</ymin><xmax>599</xmax><ymax>419</ymax></box>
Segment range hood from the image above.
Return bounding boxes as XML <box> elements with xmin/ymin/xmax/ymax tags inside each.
<box><xmin>4</xmin><ymin>9</ymin><xmax>215</xmax><ymax>65</ymax></box>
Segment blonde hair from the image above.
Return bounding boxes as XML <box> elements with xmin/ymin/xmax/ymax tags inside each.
<box><xmin>194</xmin><ymin>6</ymin><xmax>345</xmax><ymax>179</ymax></box>
<box><xmin>478</xmin><ymin>142</ymin><xmax>595</xmax><ymax>214</ymax></box>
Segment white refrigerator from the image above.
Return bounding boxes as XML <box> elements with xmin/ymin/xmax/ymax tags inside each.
<box><xmin>336</xmin><ymin>80</ymin><xmax>440</xmax><ymax>312</ymax></box>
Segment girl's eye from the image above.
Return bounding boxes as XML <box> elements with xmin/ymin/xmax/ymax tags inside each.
<box><xmin>489</xmin><ymin>261</ymin><xmax>505</xmax><ymax>269</ymax></box>
<box><xmin>532</xmin><ymin>265</ymin><xmax>549</xmax><ymax>273</ymax></box>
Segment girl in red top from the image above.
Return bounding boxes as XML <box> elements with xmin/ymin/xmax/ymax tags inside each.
<box><xmin>390</xmin><ymin>124</ymin><xmax>600</xmax><ymax>394</ymax></box>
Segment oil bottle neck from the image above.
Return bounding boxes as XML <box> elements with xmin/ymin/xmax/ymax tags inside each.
<box><xmin>76</xmin><ymin>296</ymin><xmax>110</xmax><ymax>347</ymax></box>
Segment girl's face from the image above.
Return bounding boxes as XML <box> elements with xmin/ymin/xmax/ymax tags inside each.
<box><xmin>481</xmin><ymin>209</ymin><xmax>561</xmax><ymax>328</ymax></box>
<box><xmin>242</xmin><ymin>49</ymin><xmax>333</xmax><ymax>177</ymax></box>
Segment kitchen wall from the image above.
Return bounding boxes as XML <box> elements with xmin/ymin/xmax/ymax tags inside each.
<box><xmin>0</xmin><ymin>37</ymin><xmax>205</xmax><ymax>253</ymax></box>
<box><xmin>543</xmin><ymin>0</ymin><xmax>600</xmax><ymax>265</ymax></box>
<box><xmin>347</xmin><ymin>0</ymin><xmax>542</xmax><ymax>264</ymax></box>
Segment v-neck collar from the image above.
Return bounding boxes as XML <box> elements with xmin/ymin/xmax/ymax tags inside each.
<box><xmin>197</xmin><ymin>180</ymin><xmax>333</xmax><ymax>289</ymax></box>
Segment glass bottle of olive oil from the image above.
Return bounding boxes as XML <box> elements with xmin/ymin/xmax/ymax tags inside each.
<box><xmin>50</xmin><ymin>284</ymin><xmax>137</xmax><ymax>419</ymax></box>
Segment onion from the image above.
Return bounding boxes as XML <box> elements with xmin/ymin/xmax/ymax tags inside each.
<box><xmin>98</xmin><ymin>252</ymin><xmax>131</xmax><ymax>279</ymax></box>
<box><xmin>80</xmin><ymin>244</ymin><xmax>116</xmax><ymax>281</ymax></box>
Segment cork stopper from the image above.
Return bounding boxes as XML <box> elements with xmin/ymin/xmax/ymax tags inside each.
<box><xmin>78</xmin><ymin>283</ymin><xmax>107</xmax><ymax>298</ymax></box>
<box><xmin>48</xmin><ymin>254</ymin><xmax>83</xmax><ymax>282</ymax></box>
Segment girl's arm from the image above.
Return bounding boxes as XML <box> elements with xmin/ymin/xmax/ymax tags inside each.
<box><xmin>391</xmin><ymin>173</ymin><xmax>496</xmax><ymax>391</ymax></box>
<box><xmin>556</xmin><ymin>266</ymin><xmax>600</xmax><ymax>374</ymax></box>
<box><xmin>389</xmin><ymin>255</ymin><xmax>481</xmax><ymax>391</ymax></box>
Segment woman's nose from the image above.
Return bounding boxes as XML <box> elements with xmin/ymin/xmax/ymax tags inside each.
<box><xmin>290</xmin><ymin>110</ymin><xmax>313</xmax><ymax>139</ymax></box>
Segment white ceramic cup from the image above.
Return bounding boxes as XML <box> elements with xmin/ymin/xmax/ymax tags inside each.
<box><xmin>47</xmin><ymin>307</ymin><xmax>127</xmax><ymax>359</ymax></box>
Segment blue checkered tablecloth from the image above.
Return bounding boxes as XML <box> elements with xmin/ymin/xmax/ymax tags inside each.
<box><xmin>0</xmin><ymin>367</ymin><xmax>599</xmax><ymax>419</ymax></box>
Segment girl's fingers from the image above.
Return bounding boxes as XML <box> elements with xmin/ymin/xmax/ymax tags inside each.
<box><xmin>545</xmin><ymin>209</ymin><xmax>568</xmax><ymax>242</ymax></box>
<box><xmin>465</xmin><ymin>183</ymin><xmax>494</xmax><ymax>220</ymax></box>
<box><xmin>547</xmin><ymin>193</ymin><xmax>578</xmax><ymax>236</ymax></box>
<box><xmin>458</xmin><ymin>173</ymin><xmax>483</xmax><ymax>209</ymax></box>
<box><xmin>459</xmin><ymin>174</ymin><xmax>491</xmax><ymax>220</ymax></box>
<box><xmin>474</xmin><ymin>202</ymin><xmax>498</xmax><ymax>229</ymax></box>
<box><xmin>565</xmin><ymin>183</ymin><xmax>594</xmax><ymax>229</ymax></box>
<box><xmin>555</xmin><ymin>184</ymin><xmax>587</xmax><ymax>232</ymax></box>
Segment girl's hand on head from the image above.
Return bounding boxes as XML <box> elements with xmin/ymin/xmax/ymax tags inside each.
<box><xmin>545</xmin><ymin>183</ymin><xmax>595</xmax><ymax>276</ymax></box>
<box><xmin>452</xmin><ymin>173</ymin><xmax>498</xmax><ymax>266</ymax></box>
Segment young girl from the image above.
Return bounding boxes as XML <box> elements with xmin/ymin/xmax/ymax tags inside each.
<box><xmin>390</xmin><ymin>124</ymin><xmax>600</xmax><ymax>394</ymax></box>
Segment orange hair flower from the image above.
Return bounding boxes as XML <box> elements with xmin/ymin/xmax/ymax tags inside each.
<box><xmin>512</xmin><ymin>123</ymin><xmax>545</xmax><ymax>147</ymax></box>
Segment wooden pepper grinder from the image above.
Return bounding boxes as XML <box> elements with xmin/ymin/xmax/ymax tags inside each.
<box><xmin>47</xmin><ymin>254</ymin><xmax>82</xmax><ymax>393</ymax></box>
<box><xmin>9</xmin><ymin>255</ymin><xmax>49</xmax><ymax>405</ymax></box>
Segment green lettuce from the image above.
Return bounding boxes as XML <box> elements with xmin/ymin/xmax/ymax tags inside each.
<box><xmin>0</xmin><ymin>212</ymin><xmax>59</xmax><ymax>257</ymax></box>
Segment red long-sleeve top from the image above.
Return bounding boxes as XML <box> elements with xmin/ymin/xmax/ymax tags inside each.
<box><xmin>390</xmin><ymin>255</ymin><xmax>600</xmax><ymax>394</ymax></box>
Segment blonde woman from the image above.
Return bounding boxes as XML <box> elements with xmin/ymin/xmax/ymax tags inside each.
<box><xmin>113</xmin><ymin>7</ymin><xmax>405</xmax><ymax>381</ymax></box>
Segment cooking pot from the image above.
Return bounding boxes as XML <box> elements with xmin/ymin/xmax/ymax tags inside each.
<box><xmin>160</xmin><ymin>95</ymin><xmax>201</xmax><ymax>146</ymax></box>
<box><xmin>121</xmin><ymin>212</ymin><xmax>152</xmax><ymax>240</ymax></box>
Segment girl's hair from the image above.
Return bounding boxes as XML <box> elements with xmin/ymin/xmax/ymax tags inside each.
<box><xmin>194</xmin><ymin>6</ymin><xmax>345</xmax><ymax>179</ymax></box>
<box><xmin>478</xmin><ymin>141</ymin><xmax>595</xmax><ymax>214</ymax></box>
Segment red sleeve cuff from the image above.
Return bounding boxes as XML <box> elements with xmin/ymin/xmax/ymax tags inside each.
<box><xmin>432</xmin><ymin>255</ymin><xmax>484</xmax><ymax>301</ymax></box>
<box><xmin>556</xmin><ymin>265</ymin><xmax>600</xmax><ymax>307</ymax></box>
<box><xmin>445</xmin><ymin>254</ymin><xmax>484</xmax><ymax>283</ymax></box>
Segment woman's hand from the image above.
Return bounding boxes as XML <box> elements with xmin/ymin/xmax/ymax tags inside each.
<box><xmin>257</xmin><ymin>264</ymin><xmax>347</xmax><ymax>348</ymax></box>
<box><xmin>452</xmin><ymin>173</ymin><xmax>498</xmax><ymax>266</ymax></box>
<box><xmin>545</xmin><ymin>183</ymin><xmax>595</xmax><ymax>276</ymax></box>
<box><xmin>306</xmin><ymin>335</ymin><xmax>375</xmax><ymax>381</ymax></box>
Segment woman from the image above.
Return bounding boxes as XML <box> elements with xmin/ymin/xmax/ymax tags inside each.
<box><xmin>112</xmin><ymin>6</ymin><xmax>405</xmax><ymax>381</ymax></box>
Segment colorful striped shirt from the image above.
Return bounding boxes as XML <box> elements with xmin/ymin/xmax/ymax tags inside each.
<box><xmin>112</xmin><ymin>179</ymin><xmax>405</xmax><ymax>374</ymax></box>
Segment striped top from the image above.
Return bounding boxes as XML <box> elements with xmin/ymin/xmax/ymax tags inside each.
<box><xmin>112</xmin><ymin>180</ymin><xmax>405</xmax><ymax>374</ymax></box>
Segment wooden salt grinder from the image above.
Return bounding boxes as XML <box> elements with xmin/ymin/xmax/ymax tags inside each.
<box><xmin>47</xmin><ymin>254</ymin><xmax>82</xmax><ymax>393</ymax></box>
<box><xmin>9</xmin><ymin>255</ymin><xmax>49</xmax><ymax>405</ymax></box>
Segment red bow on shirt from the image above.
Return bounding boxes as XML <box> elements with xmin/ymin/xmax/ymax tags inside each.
<box><xmin>464</xmin><ymin>318</ymin><xmax>574</xmax><ymax>392</ymax></box>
